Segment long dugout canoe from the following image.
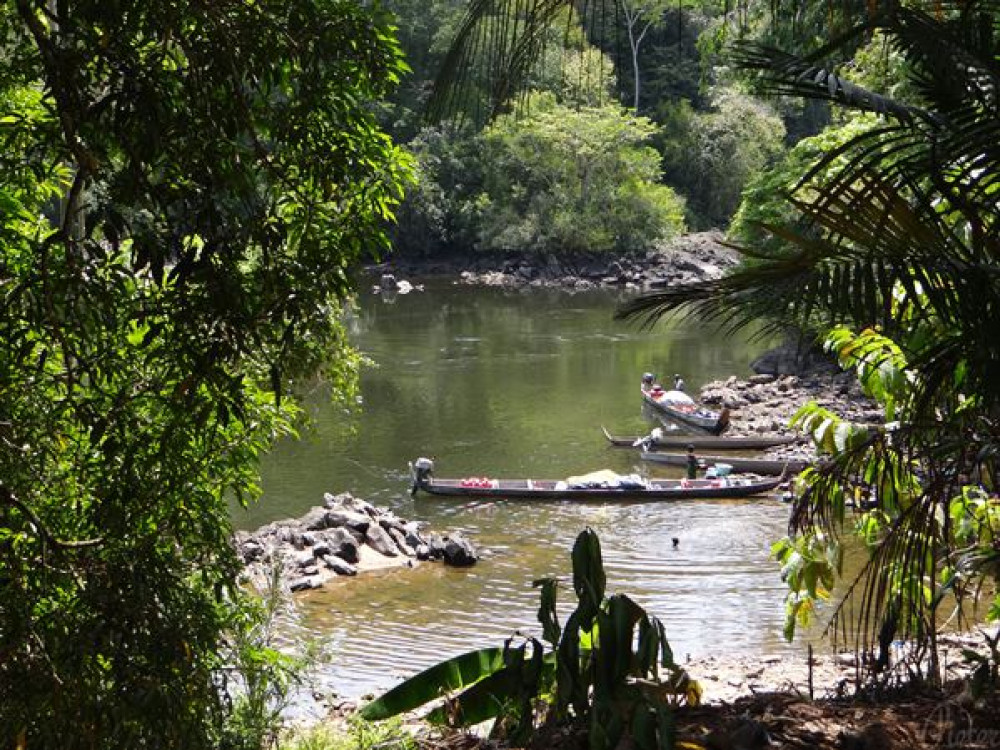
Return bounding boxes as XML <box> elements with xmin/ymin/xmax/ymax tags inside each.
<box><xmin>601</xmin><ymin>426</ymin><xmax>799</xmax><ymax>451</ymax></box>
<box><xmin>639</xmin><ymin>450</ymin><xmax>809</xmax><ymax>476</ymax></box>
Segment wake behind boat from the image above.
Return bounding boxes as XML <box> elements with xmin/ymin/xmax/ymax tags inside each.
<box><xmin>409</xmin><ymin>458</ymin><xmax>785</xmax><ymax>501</ymax></box>
<box><xmin>640</xmin><ymin>373</ymin><xmax>730</xmax><ymax>435</ymax></box>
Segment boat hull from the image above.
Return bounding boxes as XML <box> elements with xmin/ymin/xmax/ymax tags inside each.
<box><xmin>412</xmin><ymin>475</ymin><xmax>784</xmax><ymax>500</ymax></box>
<box><xmin>641</xmin><ymin>391</ymin><xmax>730</xmax><ymax>435</ymax></box>
<box><xmin>639</xmin><ymin>451</ymin><xmax>808</xmax><ymax>476</ymax></box>
<box><xmin>602</xmin><ymin>427</ymin><xmax>796</xmax><ymax>451</ymax></box>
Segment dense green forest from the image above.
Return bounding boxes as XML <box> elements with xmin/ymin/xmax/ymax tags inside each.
<box><xmin>3</xmin><ymin>0</ymin><xmax>1000</xmax><ymax>749</ymax></box>
<box><xmin>381</xmin><ymin>0</ymin><xmax>826</xmax><ymax>252</ymax></box>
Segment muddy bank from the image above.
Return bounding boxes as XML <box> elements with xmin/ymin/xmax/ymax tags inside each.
<box><xmin>371</xmin><ymin>231</ymin><xmax>740</xmax><ymax>290</ymax></box>
<box><xmin>688</xmin><ymin>630</ymin><xmax>996</xmax><ymax>705</ymax></box>
<box><xmin>237</xmin><ymin>492</ymin><xmax>478</xmax><ymax>593</ymax></box>
<box><xmin>309</xmin><ymin>629</ymin><xmax>999</xmax><ymax>750</ymax></box>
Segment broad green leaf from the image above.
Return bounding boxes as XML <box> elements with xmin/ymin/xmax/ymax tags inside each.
<box><xmin>424</xmin><ymin>649</ymin><xmax>553</xmax><ymax>727</ymax></box>
<box><xmin>572</xmin><ymin>527</ymin><xmax>606</xmax><ymax>621</ymax></box>
<box><xmin>533</xmin><ymin>576</ymin><xmax>562</xmax><ymax>647</ymax></box>
<box><xmin>360</xmin><ymin>647</ymin><xmax>506</xmax><ymax>720</ymax></box>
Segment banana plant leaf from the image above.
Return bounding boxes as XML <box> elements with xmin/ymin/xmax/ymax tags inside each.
<box><xmin>360</xmin><ymin>646</ymin><xmax>506</xmax><ymax>720</ymax></box>
<box><xmin>597</xmin><ymin>594</ymin><xmax>644</xmax><ymax>694</ymax></box>
<box><xmin>425</xmin><ymin>654</ymin><xmax>556</xmax><ymax>727</ymax></box>
<box><xmin>572</xmin><ymin>528</ymin><xmax>606</xmax><ymax>621</ymax></box>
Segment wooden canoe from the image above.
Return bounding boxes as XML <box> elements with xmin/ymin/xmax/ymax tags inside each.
<box><xmin>602</xmin><ymin>426</ymin><xmax>798</xmax><ymax>451</ymax></box>
<box><xmin>639</xmin><ymin>450</ymin><xmax>809</xmax><ymax>476</ymax></box>
<box><xmin>409</xmin><ymin>463</ymin><xmax>786</xmax><ymax>501</ymax></box>
<box><xmin>640</xmin><ymin>388</ymin><xmax>730</xmax><ymax>435</ymax></box>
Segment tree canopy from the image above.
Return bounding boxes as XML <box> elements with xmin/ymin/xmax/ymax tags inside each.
<box><xmin>0</xmin><ymin>1</ymin><xmax>410</xmax><ymax>746</ymax></box>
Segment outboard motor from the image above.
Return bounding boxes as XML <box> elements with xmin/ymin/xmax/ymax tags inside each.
<box><xmin>380</xmin><ymin>273</ymin><xmax>399</xmax><ymax>292</ymax></box>
<box><xmin>410</xmin><ymin>457</ymin><xmax>435</xmax><ymax>496</ymax></box>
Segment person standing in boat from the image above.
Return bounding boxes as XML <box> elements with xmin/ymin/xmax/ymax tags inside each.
<box><xmin>673</xmin><ymin>373</ymin><xmax>685</xmax><ymax>392</ymax></box>
<box><xmin>410</xmin><ymin>456</ymin><xmax>435</xmax><ymax>496</ymax></box>
<box><xmin>685</xmin><ymin>444</ymin><xmax>699</xmax><ymax>480</ymax></box>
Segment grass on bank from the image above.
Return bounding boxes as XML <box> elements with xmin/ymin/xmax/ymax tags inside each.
<box><xmin>281</xmin><ymin>717</ymin><xmax>417</xmax><ymax>750</ymax></box>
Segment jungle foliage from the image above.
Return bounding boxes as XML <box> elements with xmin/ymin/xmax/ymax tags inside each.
<box><xmin>656</xmin><ymin>89</ymin><xmax>785</xmax><ymax>229</ymax></box>
<box><xmin>361</xmin><ymin>529</ymin><xmax>699</xmax><ymax>750</ymax></box>
<box><xmin>0</xmin><ymin>1</ymin><xmax>409</xmax><ymax>747</ymax></box>
<box><xmin>385</xmin><ymin>0</ymin><xmax>803</xmax><ymax>243</ymax></box>
<box><xmin>396</xmin><ymin>94</ymin><xmax>686</xmax><ymax>255</ymax></box>
<box><xmin>618</xmin><ymin>0</ymin><xmax>1000</xmax><ymax>678</ymax></box>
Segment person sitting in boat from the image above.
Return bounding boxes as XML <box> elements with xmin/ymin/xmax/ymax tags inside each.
<box><xmin>641</xmin><ymin>372</ymin><xmax>656</xmax><ymax>393</ymax></box>
<box><xmin>685</xmin><ymin>444</ymin><xmax>699</xmax><ymax>480</ymax></box>
<box><xmin>673</xmin><ymin>373</ymin><xmax>685</xmax><ymax>392</ymax></box>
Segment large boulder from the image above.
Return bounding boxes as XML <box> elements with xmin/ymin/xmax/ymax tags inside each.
<box><xmin>403</xmin><ymin>521</ymin><xmax>426</xmax><ymax>550</ymax></box>
<box><xmin>289</xmin><ymin>576</ymin><xmax>321</xmax><ymax>592</ymax></box>
<box><xmin>365</xmin><ymin>523</ymin><xmax>400</xmax><ymax>557</ymax></box>
<box><xmin>442</xmin><ymin>533</ymin><xmax>478</xmax><ymax>567</ymax></box>
<box><xmin>323</xmin><ymin>555</ymin><xmax>358</xmax><ymax>577</ymax></box>
<box><xmin>388</xmin><ymin>527</ymin><xmax>415</xmax><ymax>557</ymax></box>
<box><xmin>324</xmin><ymin>527</ymin><xmax>360</xmax><ymax>564</ymax></box>
<box><xmin>326</xmin><ymin>510</ymin><xmax>371</xmax><ymax>535</ymax></box>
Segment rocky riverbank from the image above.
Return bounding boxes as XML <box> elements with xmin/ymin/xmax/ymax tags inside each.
<box><xmin>237</xmin><ymin>492</ymin><xmax>478</xmax><ymax>593</ymax></box>
<box><xmin>372</xmin><ymin>231</ymin><xmax>740</xmax><ymax>291</ymax></box>
<box><xmin>694</xmin><ymin>339</ymin><xmax>883</xmax><ymax>466</ymax></box>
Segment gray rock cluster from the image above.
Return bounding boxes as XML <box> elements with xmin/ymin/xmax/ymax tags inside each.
<box><xmin>375</xmin><ymin>232</ymin><xmax>740</xmax><ymax>291</ymax></box>
<box><xmin>697</xmin><ymin>359</ymin><xmax>883</xmax><ymax>464</ymax></box>
<box><xmin>236</xmin><ymin>492</ymin><xmax>478</xmax><ymax>593</ymax></box>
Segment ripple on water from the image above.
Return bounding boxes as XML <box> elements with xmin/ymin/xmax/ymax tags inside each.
<box><xmin>284</xmin><ymin>497</ymin><xmax>800</xmax><ymax>698</ymax></box>
<box><xmin>254</xmin><ymin>282</ymin><xmax>801</xmax><ymax>700</ymax></box>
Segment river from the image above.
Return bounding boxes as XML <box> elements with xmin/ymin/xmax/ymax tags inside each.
<box><xmin>235</xmin><ymin>278</ymin><xmax>812</xmax><ymax>702</ymax></box>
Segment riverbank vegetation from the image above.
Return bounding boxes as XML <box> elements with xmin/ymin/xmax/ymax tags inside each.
<box><xmin>398</xmin><ymin>94</ymin><xmax>686</xmax><ymax>255</ymax></box>
<box><xmin>617</xmin><ymin>0</ymin><xmax>1000</xmax><ymax>692</ymax></box>
<box><xmin>4</xmin><ymin>0</ymin><xmax>1000</xmax><ymax>748</ymax></box>
<box><xmin>0</xmin><ymin>1</ymin><xmax>409</xmax><ymax>747</ymax></box>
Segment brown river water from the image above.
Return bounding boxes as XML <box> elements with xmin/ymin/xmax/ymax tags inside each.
<box><xmin>235</xmin><ymin>279</ymin><xmax>822</xmax><ymax>702</ymax></box>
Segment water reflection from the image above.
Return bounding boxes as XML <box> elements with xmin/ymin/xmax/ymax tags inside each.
<box><xmin>243</xmin><ymin>279</ymin><xmax>816</xmax><ymax>698</ymax></box>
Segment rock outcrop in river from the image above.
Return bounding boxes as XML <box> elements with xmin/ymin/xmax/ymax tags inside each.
<box><xmin>237</xmin><ymin>492</ymin><xmax>478</xmax><ymax>592</ymax></box>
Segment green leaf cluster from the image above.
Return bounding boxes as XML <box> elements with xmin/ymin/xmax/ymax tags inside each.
<box><xmin>361</xmin><ymin>529</ymin><xmax>697</xmax><ymax>750</ymax></box>
<box><xmin>0</xmin><ymin>1</ymin><xmax>411</xmax><ymax>747</ymax></box>
<box><xmin>656</xmin><ymin>88</ymin><xmax>786</xmax><ymax>230</ymax></box>
<box><xmin>397</xmin><ymin>95</ymin><xmax>686</xmax><ymax>254</ymax></box>
<box><xmin>778</xmin><ymin>325</ymin><xmax>1000</xmax><ymax>668</ymax></box>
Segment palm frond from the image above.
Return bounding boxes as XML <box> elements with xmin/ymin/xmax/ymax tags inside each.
<box><xmin>426</xmin><ymin>0</ymin><xmax>586</xmax><ymax>126</ymax></box>
<box><xmin>730</xmin><ymin>41</ymin><xmax>939</xmax><ymax>126</ymax></box>
<box><xmin>889</xmin><ymin>4</ymin><xmax>1000</xmax><ymax>116</ymax></box>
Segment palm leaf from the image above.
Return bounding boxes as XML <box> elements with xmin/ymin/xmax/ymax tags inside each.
<box><xmin>730</xmin><ymin>41</ymin><xmax>937</xmax><ymax>126</ymax></box>
<box><xmin>426</xmin><ymin>0</ymin><xmax>582</xmax><ymax>126</ymax></box>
